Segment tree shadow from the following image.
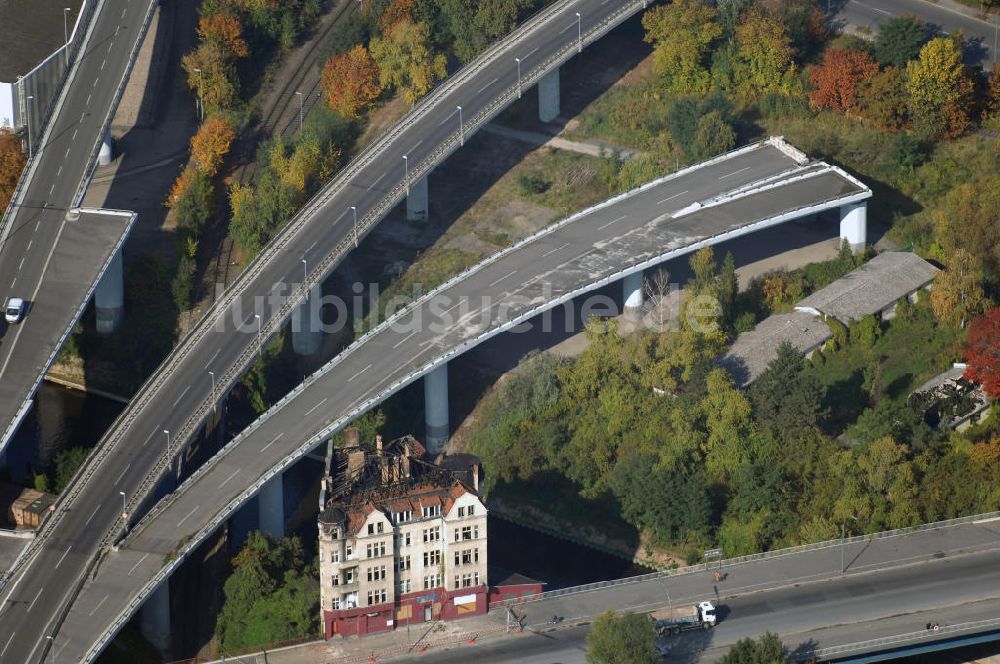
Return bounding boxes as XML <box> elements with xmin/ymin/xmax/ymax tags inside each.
<box><xmin>823</xmin><ymin>368</ymin><xmax>866</xmax><ymax>435</ymax></box>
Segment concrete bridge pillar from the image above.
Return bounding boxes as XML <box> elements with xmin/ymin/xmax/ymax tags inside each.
<box><xmin>406</xmin><ymin>175</ymin><xmax>429</xmax><ymax>221</ymax></box>
<box><xmin>291</xmin><ymin>296</ymin><xmax>322</xmax><ymax>356</ymax></box>
<box><xmin>538</xmin><ymin>68</ymin><xmax>560</xmax><ymax>123</ymax></box>
<box><xmin>95</xmin><ymin>249</ymin><xmax>124</xmax><ymax>334</ymax></box>
<box><xmin>140</xmin><ymin>581</ymin><xmax>171</xmax><ymax>657</ymax></box>
<box><xmin>839</xmin><ymin>201</ymin><xmax>867</xmax><ymax>253</ymax></box>
<box><xmin>623</xmin><ymin>271</ymin><xmax>644</xmax><ymax>318</ymax></box>
<box><xmin>98</xmin><ymin>131</ymin><xmax>114</xmax><ymax>166</ymax></box>
<box><xmin>424</xmin><ymin>363</ymin><xmax>449</xmax><ymax>455</ymax></box>
<box><xmin>258</xmin><ymin>473</ymin><xmax>284</xmax><ymax>539</ymax></box>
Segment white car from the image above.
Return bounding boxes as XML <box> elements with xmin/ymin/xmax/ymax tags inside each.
<box><xmin>5</xmin><ymin>298</ymin><xmax>25</xmax><ymax>324</ymax></box>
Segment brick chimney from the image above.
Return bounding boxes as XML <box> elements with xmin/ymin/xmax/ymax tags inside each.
<box><xmin>375</xmin><ymin>434</ymin><xmax>383</xmax><ymax>454</ymax></box>
<box><xmin>471</xmin><ymin>463</ymin><xmax>479</xmax><ymax>493</ymax></box>
<box><xmin>345</xmin><ymin>427</ymin><xmax>360</xmax><ymax>447</ymax></box>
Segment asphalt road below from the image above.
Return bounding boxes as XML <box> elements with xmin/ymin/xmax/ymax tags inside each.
<box><xmin>386</xmin><ymin>547</ymin><xmax>1000</xmax><ymax>664</ymax></box>
<box><xmin>835</xmin><ymin>0</ymin><xmax>997</xmax><ymax>67</ymax></box>
<box><xmin>0</xmin><ymin>0</ymin><xmax>151</xmax><ymax>452</ymax></box>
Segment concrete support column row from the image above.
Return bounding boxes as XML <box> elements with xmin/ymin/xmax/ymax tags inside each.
<box><xmin>95</xmin><ymin>248</ymin><xmax>124</xmax><ymax>334</ymax></box>
<box><xmin>291</xmin><ymin>295</ymin><xmax>322</xmax><ymax>356</ymax></box>
<box><xmin>258</xmin><ymin>473</ymin><xmax>284</xmax><ymax>540</ymax></box>
<box><xmin>424</xmin><ymin>363</ymin><xmax>449</xmax><ymax>455</ymax></box>
<box><xmin>140</xmin><ymin>582</ymin><xmax>171</xmax><ymax>657</ymax></box>
<box><xmin>538</xmin><ymin>68</ymin><xmax>560</xmax><ymax>123</ymax></box>
<box><xmin>839</xmin><ymin>201</ymin><xmax>867</xmax><ymax>253</ymax></box>
<box><xmin>98</xmin><ymin>131</ymin><xmax>114</xmax><ymax>166</ymax></box>
<box><xmin>406</xmin><ymin>175</ymin><xmax>429</xmax><ymax>222</ymax></box>
<box><xmin>623</xmin><ymin>271</ymin><xmax>644</xmax><ymax>318</ymax></box>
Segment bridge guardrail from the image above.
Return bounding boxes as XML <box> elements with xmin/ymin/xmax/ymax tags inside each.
<box><xmin>810</xmin><ymin>616</ymin><xmax>1000</xmax><ymax>661</ymax></box>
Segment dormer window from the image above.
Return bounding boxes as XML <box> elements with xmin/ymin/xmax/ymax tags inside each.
<box><xmin>421</xmin><ymin>504</ymin><xmax>441</xmax><ymax>518</ymax></box>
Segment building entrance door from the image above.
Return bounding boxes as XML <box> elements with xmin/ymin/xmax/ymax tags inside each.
<box><xmin>424</xmin><ymin>605</ymin><xmax>432</xmax><ymax>622</ymax></box>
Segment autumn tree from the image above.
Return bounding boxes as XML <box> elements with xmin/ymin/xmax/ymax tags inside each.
<box><xmin>586</xmin><ymin>611</ymin><xmax>660</xmax><ymax>664</ymax></box>
<box><xmin>930</xmin><ymin>249</ymin><xmax>987</xmax><ymax>329</ymax></box>
<box><xmin>182</xmin><ymin>42</ymin><xmax>239</xmax><ymax>112</ymax></box>
<box><xmin>0</xmin><ymin>128</ymin><xmax>26</xmax><ymax>214</ymax></box>
<box><xmin>808</xmin><ymin>48</ymin><xmax>879</xmax><ymax>114</ymax></box>
<box><xmin>873</xmin><ymin>16</ymin><xmax>927</xmax><ymax>67</ymax></box>
<box><xmin>906</xmin><ymin>37</ymin><xmax>974</xmax><ymax>138</ymax></box>
<box><xmin>964</xmin><ymin>308</ymin><xmax>1000</xmax><ymax>398</ymax></box>
<box><xmin>643</xmin><ymin>0</ymin><xmax>722</xmax><ymax>94</ymax></box>
<box><xmin>198</xmin><ymin>11</ymin><xmax>250</xmax><ymax>58</ymax></box>
<box><xmin>320</xmin><ymin>45</ymin><xmax>382</xmax><ymax>118</ymax></box>
<box><xmin>933</xmin><ymin>178</ymin><xmax>1000</xmax><ymax>279</ymax></box>
<box><xmin>190</xmin><ymin>115</ymin><xmax>235</xmax><ymax>176</ymax></box>
<box><xmin>733</xmin><ymin>10</ymin><xmax>801</xmax><ymax>99</ymax></box>
<box><xmin>370</xmin><ymin>19</ymin><xmax>447</xmax><ymax>104</ymax></box>
<box><xmin>857</xmin><ymin>66</ymin><xmax>909</xmax><ymax>130</ymax></box>
<box><xmin>378</xmin><ymin>0</ymin><xmax>414</xmax><ymax>35</ymax></box>
<box><xmin>986</xmin><ymin>64</ymin><xmax>1000</xmax><ymax>118</ymax></box>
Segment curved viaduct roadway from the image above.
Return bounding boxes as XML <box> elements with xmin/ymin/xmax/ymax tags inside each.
<box><xmin>55</xmin><ymin>139</ymin><xmax>868</xmax><ymax>661</ymax></box>
<box><xmin>0</xmin><ymin>0</ymin><xmax>667</xmax><ymax>660</ymax></box>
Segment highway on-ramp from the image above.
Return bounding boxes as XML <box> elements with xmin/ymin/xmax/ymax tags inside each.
<box><xmin>49</xmin><ymin>140</ymin><xmax>869</xmax><ymax>662</ymax></box>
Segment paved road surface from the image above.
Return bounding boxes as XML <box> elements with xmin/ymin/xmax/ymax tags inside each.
<box><xmin>836</xmin><ymin>0</ymin><xmax>998</xmax><ymax>67</ymax></box>
<box><xmin>0</xmin><ymin>0</ymin><xmax>154</xmax><ymax>452</ymax></box>
<box><xmin>49</xmin><ymin>141</ymin><xmax>870</xmax><ymax>662</ymax></box>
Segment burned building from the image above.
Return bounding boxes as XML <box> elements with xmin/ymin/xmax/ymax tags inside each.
<box><xmin>318</xmin><ymin>430</ymin><xmax>488</xmax><ymax>638</ymax></box>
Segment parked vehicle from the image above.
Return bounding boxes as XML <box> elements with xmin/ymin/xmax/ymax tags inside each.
<box><xmin>5</xmin><ymin>298</ymin><xmax>25</xmax><ymax>324</ymax></box>
<box><xmin>650</xmin><ymin>601</ymin><xmax>717</xmax><ymax>635</ymax></box>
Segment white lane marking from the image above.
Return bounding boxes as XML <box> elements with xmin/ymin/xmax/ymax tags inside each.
<box><xmin>9</xmin><ymin>279</ymin><xmax>14</xmax><ymax>288</ymax></box>
<box><xmin>64</xmin><ymin>148</ymin><xmax>70</xmax><ymax>159</ymax></box>
<box><xmin>115</xmin><ymin>25</ymin><xmax>120</xmax><ymax>37</ymax></box>
<box><xmin>719</xmin><ymin>166</ymin><xmax>750</xmax><ymax>180</ymax></box>
<box><xmin>261</xmin><ymin>432</ymin><xmax>283</xmax><ymax>452</ymax></box>
<box><xmin>101</xmin><ymin>58</ymin><xmax>106</xmax><ymax>70</ymax></box>
<box><xmin>121</xmin><ymin>7</ymin><xmax>126</xmax><ymax>18</ymax></box>
<box><xmin>871</xmin><ymin>6</ymin><xmax>893</xmax><ymax>15</ymax></box>
<box><xmin>489</xmin><ymin>270</ymin><xmax>517</xmax><ymax>287</ymax></box>
<box><xmin>27</xmin><ymin>587</ymin><xmax>43</xmax><ymax>612</ymax></box>
<box><xmin>85</xmin><ymin>504</ymin><xmax>101</xmax><ymax>526</ymax></box>
<box><xmin>304</xmin><ymin>397</ymin><xmax>328</xmax><ymax>417</ymax></box>
<box><xmin>128</xmin><ymin>553</ymin><xmax>150</xmax><ymax>576</ymax></box>
<box><xmin>1</xmin><ymin>634</ymin><xmax>13</xmax><ymax>657</ymax></box>
<box><xmin>408</xmin><ymin>139</ymin><xmax>423</xmax><ymax>153</ymax></box>
<box><xmin>107</xmin><ymin>42</ymin><xmax>114</xmax><ymax>53</ymax></box>
<box><xmin>72</xmin><ymin>129</ymin><xmax>78</xmax><ymax>140</ymax></box>
<box><xmin>34</xmin><ymin>220</ymin><xmax>40</xmax><ymax>231</ymax></box>
<box><xmin>55</xmin><ymin>546</ymin><xmax>73</xmax><ymax>569</ymax></box>
<box><xmin>367</xmin><ymin>171</ymin><xmax>387</xmax><ymax>191</ymax></box>
<box><xmin>88</xmin><ymin>594</ymin><xmax>109</xmax><ymax>616</ymax></box>
<box><xmin>56</xmin><ymin>166</ymin><xmax>62</xmax><ymax>176</ymax></box>
<box><xmin>25</xmin><ymin>240</ymin><xmax>32</xmax><ymax>252</ymax></box>
<box><xmin>48</xmin><ymin>184</ymin><xmax>54</xmax><ymax>195</ymax></box>
<box><xmin>657</xmin><ymin>190</ymin><xmax>688</xmax><ymax>205</ymax></box>
<box><xmin>305</xmin><ymin>239</ymin><xmax>318</xmax><ymax>254</ymax></box>
<box><xmin>177</xmin><ymin>506</ymin><xmax>199</xmax><ymax>528</ymax></box>
<box><xmin>113</xmin><ymin>463</ymin><xmax>131</xmax><ymax>487</ymax></box>
<box><xmin>142</xmin><ymin>427</ymin><xmax>159</xmax><ymax>447</ymax></box>
<box><xmin>476</xmin><ymin>77</ymin><xmax>498</xmax><ymax>94</ymax></box>
<box><xmin>219</xmin><ymin>469</ymin><xmax>240</xmax><ymax>489</ymax></box>
<box><xmin>17</xmin><ymin>257</ymin><xmax>25</xmax><ymax>271</ymax></box>
<box><xmin>597</xmin><ymin>215</ymin><xmax>627</xmax><ymax>230</ymax></box>
<box><xmin>559</xmin><ymin>20</ymin><xmax>576</xmax><ymax>34</ymax></box>
<box><xmin>92</xmin><ymin>78</ymin><xmax>98</xmax><ymax>88</ymax></box>
<box><xmin>523</xmin><ymin>46</ymin><xmax>539</xmax><ymax>59</ymax></box>
<box><xmin>206</xmin><ymin>347</ymin><xmax>221</xmax><ymax>367</ymax></box>
<box><xmin>438</xmin><ymin>109</ymin><xmax>457</xmax><ymax>126</ymax></box>
<box><xmin>348</xmin><ymin>363</ymin><xmax>372</xmax><ymax>382</ymax></box>
<box><xmin>541</xmin><ymin>242</ymin><xmax>570</xmax><ymax>258</ymax></box>
<box><xmin>172</xmin><ymin>384</ymin><xmax>191</xmax><ymax>407</ymax></box>
<box><xmin>392</xmin><ymin>330</ymin><xmax>417</xmax><ymax>349</ymax></box>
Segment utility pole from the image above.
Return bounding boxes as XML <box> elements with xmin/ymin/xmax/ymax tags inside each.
<box><xmin>456</xmin><ymin>105</ymin><xmax>464</xmax><ymax>146</ymax></box>
<box><xmin>25</xmin><ymin>95</ymin><xmax>33</xmax><ymax>158</ymax></box>
<box><xmin>296</xmin><ymin>91</ymin><xmax>304</xmax><ymax>132</ymax></box>
<box><xmin>351</xmin><ymin>206</ymin><xmax>358</xmax><ymax>247</ymax></box>
<box><xmin>63</xmin><ymin>7</ymin><xmax>71</xmax><ymax>65</ymax></box>
<box><xmin>515</xmin><ymin>58</ymin><xmax>522</xmax><ymax>98</ymax></box>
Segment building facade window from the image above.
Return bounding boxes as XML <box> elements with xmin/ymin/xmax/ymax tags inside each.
<box><xmin>397</xmin><ymin>555</ymin><xmax>411</xmax><ymax>571</ymax></box>
<box><xmin>422</xmin><ymin>574</ymin><xmax>440</xmax><ymax>590</ymax></box>
<box><xmin>366</xmin><ymin>541</ymin><xmax>386</xmax><ymax>558</ymax></box>
<box><xmin>423</xmin><ymin>550</ymin><xmax>441</xmax><ymax>566</ymax></box>
<box><xmin>367</xmin><ymin>588</ymin><xmax>387</xmax><ymax>605</ymax></box>
<box><xmin>423</xmin><ymin>526</ymin><xmax>440</xmax><ymax>542</ymax></box>
<box><xmin>421</xmin><ymin>504</ymin><xmax>441</xmax><ymax>518</ymax></box>
<box><xmin>454</xmin><ymin>548</ymin><xmax>478</xmax><ymax>566</ymax></box>
<box><xmin>367</xmin><ymin>565</ymin><xmax>386</xmax><ymax>582</ymax></box>
<box><xmin>331</xmin><ymin>597</ymin><xmax>341</xmax><ymax>610</ymax></box>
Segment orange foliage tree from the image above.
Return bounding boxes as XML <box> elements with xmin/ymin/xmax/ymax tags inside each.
<box><xmin>378</xmin><ymin>0</ymin><xmax>414</xmax><ymax>36</ymax></box>
<box><xmin>808</xmin><ymin>48</ymin><xmax>880</xmax><ymax>114</ymax></box>
<box><xmin>0</xmin><ymin>128</ymin><xmax>26</xmax><ymax>214</ymax></box>
<box><xmin>190</xmin><ymin>115</ymin><xmax>236</xmax><ymax>176</ymax></box>
<box><xmin>198</xmin><ymin>12</ymin><xmax>250</xmax><ymax>58</ymax></box>
<box><xmin>964</xmin><ymin>308</ymin><xmax>1000</xmax><ymax>399</ymax></box>
<box><xmin>321</xmin><ymin>45</ymin><xmax>382</xmax><ymax>118</ymax></box>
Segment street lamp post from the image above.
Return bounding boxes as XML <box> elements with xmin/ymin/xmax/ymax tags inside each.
<box><xmin>192</xmin><ymin>67</ymin><xmax>203</xmax><ymax>120</ymax></box>
<box><xmin>575</xmin><ymin>12</ymin><xmax>582</xmax><ymax>54</ymax></box>
<box><xmin>26</xmin><ymin>95</ymin><xmax>34</xmax><ymax>158</ymax></box>
<box><xmin>456</xmin><ymin>105</ymin><xmax>464</xmax><ymax>146</ymax></box>
<box><xmin>208</xmin><ymin>370</ymin><xmax>216</xmax><ymax>411</ymax></box>
<box><xmin>841</xmin><ymin>516</ymin><xmax>859</xmax><ymax>574</ymax></box>
<box><xmin>296</xmin><ymin>91</ymin><xmax>304</xmax><ymax>132</ymax></box>
<box><xmin>302</xmin><ymin>257</ymin><xmax>308</xmax><ymax>286</ymax></box>
<box><xmin>46</xmin><ymin>634</ymin><xmax>54</xmax><ymax>663</ymax></box>
<box><xmin>350</xmin><ymin>206</ymin><xmax>358</xmax><ymax>247</ymax></box>
<box><xmin>255</xmin><ymin>313</ymin><xmax>262</xmax><ymax>357</ymax></box>
<box><xmin>120</xmin><ymin>491</ymin><xmax>127</xmax><ymax>532</ymax></box>
<box><xmin>163</xmin><ymin>428</ymin><xmax>171</xmax><ymax>461</ymax></box>
<box><xmin>63</xmin><ymin>7</ymin><xmax>71</xmax><ymax>65</ymax></box>
<box><xmin>402</xmin><ymin>155</ymin><xmax>409</xmax><ymax>196</ymax></box>
<box><xmin>515</xmin><ymin>58</ymin><xmax>522</xmax><ymax>98</ymax></box>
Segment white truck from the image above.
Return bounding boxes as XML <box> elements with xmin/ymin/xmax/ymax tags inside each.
<box><xmin>650</xmin><ymin>601</ymin><xmax>717</xmax><ymax>635</ymax></box>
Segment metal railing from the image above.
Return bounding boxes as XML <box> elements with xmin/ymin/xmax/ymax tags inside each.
<box><xmin>810</xmin><ymin>617</ymin><xmax>1000</xmax><ymax>660</ymax></box>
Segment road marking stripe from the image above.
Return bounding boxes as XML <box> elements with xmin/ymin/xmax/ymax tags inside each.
<box><xmin>393</xmin><ymin>330</ymin><xmax>417</xmax><ymax>349</ymax></box>
<box><xmin>86</xmin><ymin>93</ymin><xmax>92</xmax><ymax>105</ymax></box>
<box><xmin>719</xmin><ymin>166</ymin><xmax>750</xmax><ymax>180</ymax></box>
<box><xmin>489</xmin><ymin>270</ymin><xmax>517</xmax><ymax>287</ymax></box>
<box><xmin>1</xmin><ymin>634</ymin><xmax>13</xmax><ymax>657</ymax></box>
<box><xmin>367</xmin><ymin>171</ymin><xmax>387</xmax><ymax>191</ymax></box>
<box><xmin>128</xmin><ymin>553</ymin><xmax>150</xmax><ymax>576</ymax></box>
<box><xmin>476</xmin><ymin>77</ymin><xmax>498</xmax><ymax>94</ymax></box>
<box><xmin>177</xmin><ymin>506</ymin><xmax>199</xmax><ymax>528</ymax></box>
<box><xmin>523</xmin><ymin>47</ymin><xmax>539</xmax><ymax>59</ymax></box>
<box><xmin>261</xmin><ymin>433</ymin><xmax>283</xmax><ymax>452</ymax></box>
<box><xmin>121</xmin><ymin>7</ymin><xmax>126</xmax><ymax>18</ymax></box>
<box><xmin>25</xmin><ymin>240</ymin><xmax>32</xmax><ymax>252</ymax></box>
<box><xmin>206</xmin><ymin>347</ymin><xmax>221</xmax><ymax>368</ymax></box>
<box><xmin>348</xmin><ymin>363</ymin><xmax>372</xmax><ymax>382</ymax></box>
<box><xmin>85</xmin><ymin>504</ymin><xmax>101</xmax><ymax>526</ymax></box>
<box><xmin>34</xmin><ymin>220</ymin><xmax>40</xmax><ymax>231</ymax></box>
<box><xmin>64</xmin><ymin>148</ymin><xmax>70</xmax><ymax>159</ymax></box>
<box><xmin>219</xmin><ymin>469</ymin><xmax>240</xmax><ymax>489</ymax></box>
<box><xmin>438</xmin><ymin>109</ymin><xmax>457</xmax><ymax>126</ymax></box>
<box><xmin>408</xmin><ymin>139</ymin><xmax>423</xmax><ymax>153</ymax></box>
<box><xmin>107</xmin><ymin>42</ymin><xmax>113</xmax><ymax>53</ymax></box>
<box><xmin>172</xmin><ymin>385</ymin><xmax>191</xmax><ymax>407</ymax></box>
<box><xmin>17</xmin><ymin>257</ymin><xmax>25</xmax><ymax>271</ymax></box>
<box><xmin>48</xmin><ymin>184</ymin><xmax>54</xmax><ymax>195</ymax></box>
<box><xmin>56</xmin><ymin>166</ymin><xmax>62</xmax><ymax>176</ymax></box>
<box><xmin>872</xmin><ymin>6</ymin><xmax>893</xmax><ymax>15</ymax></box>
<box><xmin>92</xmin><ymin>78</ymin><xmax>98</xmax><ymax>88</ymax></box>
<box><xmin>101</xmin><ymin>58</ymin><xmax>106</xmax><ymax>70</ymax></box>
<box><xmin>54</xmin><ymin>546</ymin><xmax>72</xmax><ymax>569</ymax></box>
<box><xmin>597</xmin><ymin>215</ymin><xmax>627</xmax><ymax>230</ymax></box>
<box><xmin>72</xmin><ymin>129</ymin><xmax>78</xmax><ymax>140</ymax></box>
<box><xmin>88</xmin><ymin>594</ymin><xmax>108</xmax><ymax>617</ymax></box>
<box><xmin>541</xmin><ymin>242</ymin><xmax>570</xmax><ymax>258</ymax></box>
<box><xmin>142</xmin><ymin>427</ymin><xmax>159</xmax><ymax>447</ymax></box>
<box><xmin>304</xmin><ymin>397</ymin><xmax>328</xmax><ymax>417</ymax></box>
<box><xmin>657</xmin><ymin>190</ymin><xmax>689</xmax><ymax>205</ymax></box>
<box><xmin>305</xmin><ymin>240</ymin><xmax>318</xmax><ymax>254</ymax></box>
<box><xmin>113</xmin><ymin>463</ymin><xmax>131</xmax><ymax>487</ymax></box>
<box><xmin>27</xmin><ymin>587</ymin><xmax>42</xmax><ymax>612</ymax></box>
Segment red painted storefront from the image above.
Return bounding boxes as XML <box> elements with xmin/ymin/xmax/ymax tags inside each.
<box><xmin>323</xmin><ymin>585</ymin><xmax>489</xmax><ymax>638</ymax></box>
